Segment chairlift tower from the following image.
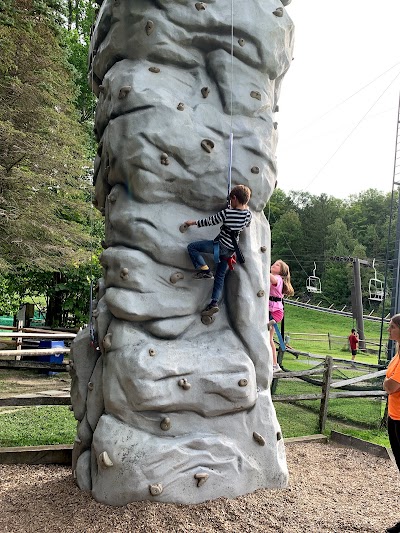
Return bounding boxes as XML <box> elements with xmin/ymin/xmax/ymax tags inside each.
<box><xmin>379</xmin><ymin>89</ymin><xmax>400</xmax><ymax>360</ymax></box>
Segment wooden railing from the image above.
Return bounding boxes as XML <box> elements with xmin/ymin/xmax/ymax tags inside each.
<box><xmin>272</xmin><ymin>356</ymin><xmax>387</xmax><ymax>432</ymax></box>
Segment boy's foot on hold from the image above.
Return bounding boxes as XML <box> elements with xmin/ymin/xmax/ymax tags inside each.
<box><xmin>267</xmin><ymin>319</ymin><xmax>276</xmax><ymax>331</ymax></box>
<box><xmin>193</xmin><ymin>270</ymin><xmax>214</xmax><ymax>280</ymax></box>
<box><xmin>273</xmin><ymin>364</ymin><xmax>282</xmax><ymax>373</ymax></box>
<box><xmin>201</xmin><ymin>303</ymin><xmax>219</xmax><ymax>316</ymax></box>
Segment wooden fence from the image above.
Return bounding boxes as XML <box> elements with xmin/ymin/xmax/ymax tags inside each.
<box><xmin>285</xmin><ymin>332</ymin><xmax>382</xmax><ymax>354</ymax></box>
<box><xmin>272</xmin><ymin>356</ymin><xmax>387</xmax><ymax>432</ymax></box>
<box><xmin>0</xmin><ymin>326</ymin><xmax>75</xmax><ymax>371</ymax></box>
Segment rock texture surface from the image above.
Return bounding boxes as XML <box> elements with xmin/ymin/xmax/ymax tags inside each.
<box><xmin>71</xmin><ymin>0</ymin><xmax>295</xmax><ymax>505</ymax></box>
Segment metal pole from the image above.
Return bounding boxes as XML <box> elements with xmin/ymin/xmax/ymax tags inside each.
<box><xmin>381</xmin><ymin>89</ymin><xmax>400</xmax><ymax>360</ymax></box>
<box><xmin>353</xmin><ymin>258</ymin><xmax>365</xmax><ymax>350</ymax></box>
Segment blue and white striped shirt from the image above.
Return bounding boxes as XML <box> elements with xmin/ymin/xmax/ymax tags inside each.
<box><xmin>197</xmin><ymin>208</ymin><xmax>252</xmax><ymax>250</ymax></box>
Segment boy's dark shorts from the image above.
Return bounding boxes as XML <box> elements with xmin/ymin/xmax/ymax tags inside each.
<box><xmin>351</xmin><ymin>349</ymin><xmax>357</xmax><ymax>356</ymax></box>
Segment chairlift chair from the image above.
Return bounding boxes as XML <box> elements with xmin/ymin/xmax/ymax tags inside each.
<box><xmin>306</xmin><ymin>262</ymin><xmax>322</xmax><ymax>294</ymax></box>
<box><xmin>368</xmin><ymin>259</ymin><xmax>384</xmax><ymax>302</ymax></box>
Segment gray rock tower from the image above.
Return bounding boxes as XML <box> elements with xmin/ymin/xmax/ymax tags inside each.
<box><xmin>70</xmin><ymin>0</ymin><xmax>294</xmax><ymax>505</ymax></box>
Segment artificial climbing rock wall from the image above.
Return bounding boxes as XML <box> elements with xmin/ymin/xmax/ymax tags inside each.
<box><xmin>70</xmin><ymin>0</ymin><xmax>294</xmax><ymax>506</ymax></box>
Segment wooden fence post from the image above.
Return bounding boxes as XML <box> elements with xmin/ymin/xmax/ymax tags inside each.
<box><xmin>328</xmin><ymin>333</ymin><xmax>331</xmax><ymax>350</ymax></box>
<box><xmin>318</xmin><ymin>356</ymin><xmax>333</xmax><ymax>433</ymax></box>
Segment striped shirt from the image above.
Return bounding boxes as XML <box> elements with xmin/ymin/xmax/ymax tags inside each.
<box><xmin>197</xmin><ymin>208</ymin><xmax>252</xmax><ymax>250</ymax></box>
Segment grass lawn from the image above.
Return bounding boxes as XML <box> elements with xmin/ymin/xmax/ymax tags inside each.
<box><xmin>0</xmin><ymin>406</ymin><xmax>76</xmax><ymax>447</ymax></box>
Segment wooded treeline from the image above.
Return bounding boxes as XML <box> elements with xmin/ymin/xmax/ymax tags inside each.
<box><xmin>0</xmin><ymin>0</ymin><xmax>396</xmax><ymax>325</ymax></box>
<box><xmin>0</xmin><ymin>0</ymin><xmax>102</xmax><ymax>325</ymax></box>
<box><xmin>266</xmin><ymin>188</ymin><xmax>397</xmax><ymax>310</ymax></box>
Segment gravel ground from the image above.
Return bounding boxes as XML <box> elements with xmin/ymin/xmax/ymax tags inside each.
<box><xmin>0</xmin><ymin>442</ymin><xmax>396</xmax><ymax>533</ymax></box>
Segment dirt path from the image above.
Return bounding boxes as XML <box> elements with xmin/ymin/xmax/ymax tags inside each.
<box><xmin>0</xmin><ymin>441</ymin><xmax>396</xmax><ymax>532</ymax></box>
<box><xmin>0</xmin><ymin>370</ymin><xmax>70</xmax><ymax>397</ymax></box>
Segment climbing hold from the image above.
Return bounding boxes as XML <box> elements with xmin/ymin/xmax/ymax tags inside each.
<box><xmin>74</xmin><ymin>437</ymin><xmax>82</xmax><ymax>445</ymax></box>
<box><xmin>160</xmin><ymin>153</ymin><xmax>170</xmax><ymax>166</ymax></box>
<box><xmin>148</xmin><ymin>348</ymin><xmax>156</xmax><ymax>357</ymax></box>
<box><xmin>273</xmin><ymin>122</ymin><xmax>278</xmax><ymax>130</ymax></box>
<box><xmin>260</xmin><ymin>246</ymin><xmax>267</xmax><ymax>253</ymax></box>
<box><xmin>108</xmin><ymin>193</ymin><xmax>116</xmax><ymax>204</ymax></box>
<box><xmin>103</xmin><ymin>333</ymin><xmax>112</xmax><ymax>351</ymax></box>
<box><xmin>73</xmin><ymin>469</ymin><xmax>77</xmax><ymax>479</ymax></box>
<box><xmin>92</xmin><ymin>198</ymin><xmax>98</xmax><ymax>207</ymax></box>
<box><xmin>201</xmin><ymin>139</ymin><xmax>214</xmax><ymax>153</ymax></box>
<box><xmin>277</xmin><ymin>431</ymin><xmax>282</xmax><ymax>441</ymax></box>
<box><xmin>201</xmin><ymin>314</ymin><xmax>215</xmax><ymax>325</ymax></box>
<box><xmin>160</xmin><ymin>417</ymin><xmax>171</xmax><ymax>431</ymax></box>
<box><xmin>178</xmin><ymin>378</ymin><xmax>191</xmax><ymax>390</ymax></box>
<box><xmin>238</xmin><ymin>378</ymin><xmax>248</xmax><ymax>387</ymax></box>
<box><xmin>145</xmin><ymin>20</ymin><xmax>154</xmax><ymax>35</ymax></box>
<box><xmin>177</xmin><ymin>102</ymin><xmax>185</xmax><ymax>111</ymax></box>
<box><xmin>195</xmin><ymin>2</ymin><xmax>206</xmax><ymax>10</ymax></box>
<box><xmin>120</xmin><ymin>267</ymin><xmax>129</xmax><ymax>280</ymax></box>
<box><xmin>69</xmin><ymin>405</ymin><xmax>74</xmax><ymax>411</ymax></box>
<box><xmin>98</xmin><ymin>451</ymin><xmax>113</xmax><ymax>467</ymax></box>
<box><xmin>238</xmin><ymin>38</ymin><xmax>245</xmax><ymax>47</ymax></box>
<box><xmin>194</xmin><ymin>472</ymin><xmax>209</xmax><ymax>487</ymax></box>
<box><xmin>253</xmin><ymin>432</ymin><xmax>266</xmax><ymax>446</ymax></box>
<box><xmin>101</xmin><ymin>240</ymin><xmax>107</xmax><ymax>249</ymax></box>
<box><xmin>98</xmin><ymin>85</ymin><xmax>105</xmax><ymax>93</ymax></box>
<box><xmin>201</xmin><ymin>86</ymin><xmax>210</xmax><ymax>98</ymax></box>
<box><xmin>179</xmin><ymin>222</ymin><xmax>189</xmax><ymax>233</ymax></box>
<box><xmin>88</xmin><ymin>382</ymin><xmax>94</xmax><ymax>391</ymax></box>
<box><xmin>170</xmin><ymin>272</ymin><xmax>184</xmax><ymax>284</ymax></box>
<box><xmin>149</xmin><ymin>66</ymin><xmax>160</xmax><ymax>73</ymax></box>
<box><xmin>149</xmin><ymin>483</ymin><xmax>163</xmax><ymax>496</ymax></box>
<box><xmin>251</xmin><ymin>166</ymin><xmax>260</xmax><ymax>174</ymax></box>
<box><xmin>118</xmin><ymin>86</ymin><xmax>131</xmax><ymax>99</ymax></box>
<box><xmin>250</xmin><ymin>90</ymin><xmax>261</xmax><ymax>101</ymax></box>
<box><xmin>92</xmin><ymin>308</ymin><xmax>99</xmax><ymax>318</ymax></box>
<box><xmin>273</xmin><ymin>7</ymin><xmax>284</xmax><ymax>17</ymax></box>
<box><xmin>69</xmin><ymin>360</ymin><xmax>75</xmax><ymax>369</ymax></box>
<box><xmin>274</xmin><ymin>104</ymin><xmax>280</xmax><ymax>112</ymax></box>
<box><xmin>280</xmin><ymin>0</ymin><xmax>291</xmax><ymax>5</ymax></box>
<box><xmin>66</xmin><ymin>364</ymin><xmax>71</xmax><ymax>372</ymax></box>
<box><xmin>257</xmin><ymin>290</ymin><xmax>265</xmax><ymax>297</ymax></box>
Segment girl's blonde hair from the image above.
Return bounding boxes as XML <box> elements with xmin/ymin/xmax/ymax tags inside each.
<box><xmin>277</xmin><ymin>260</ymin><xmax>294</xmax><ymax>296</ymax></box>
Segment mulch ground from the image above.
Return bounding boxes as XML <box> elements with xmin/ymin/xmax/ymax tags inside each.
<box><xmin>0</xmin><ymin>441</ymin><xmax>397</xmax><ymax>532</ymax></box>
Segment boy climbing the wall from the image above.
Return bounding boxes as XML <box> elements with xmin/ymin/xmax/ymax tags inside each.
<box><xmin>184</xmin><ymin>184</ymin><xmax>252</xmax><ymax>317</ymax></box>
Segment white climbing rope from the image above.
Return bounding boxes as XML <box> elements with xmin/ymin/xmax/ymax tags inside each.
<box><xmin>227</xmin><ymin>0</ymin><xmax>234</xmax><ymax>203</ymax></box>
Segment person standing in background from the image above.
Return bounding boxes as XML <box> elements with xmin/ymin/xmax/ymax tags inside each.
<box><xmin>348</xmin><ymin>328</ymin><xmax>359</xmax><ymax>361</ymax></box>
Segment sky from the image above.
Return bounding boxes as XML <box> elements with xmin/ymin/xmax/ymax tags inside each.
<box><xmin>276</xmin><ymin>0</ymin><xmax>400</xmax><ymax>199</ymax></box>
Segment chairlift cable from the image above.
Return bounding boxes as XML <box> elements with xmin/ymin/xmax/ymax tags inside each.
<box><xmin>287</xmin><ymin>61</ymin><xmax>400</xmax><ymax>141</ymax></box>
<box><xmin>303</xmin><ymin>69</ymin><xmax>400</xmax><ymax>191</ymax></box>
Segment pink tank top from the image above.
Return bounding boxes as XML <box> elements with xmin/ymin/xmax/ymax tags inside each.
<box><xmin>269</xmin><ymin>275</ymin><xmax>284</xmax><ymax>313</ymax></box>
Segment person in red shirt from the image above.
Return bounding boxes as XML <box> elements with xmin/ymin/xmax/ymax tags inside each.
<box><xmin>348</xmin><ymin>328</ymin><xmax>359</xmax><ymax>361</ymax></box>
<box><xmin>383</xmin><ymin>314</ymin><xmax>400</xmax><ymax>533</ymax></box>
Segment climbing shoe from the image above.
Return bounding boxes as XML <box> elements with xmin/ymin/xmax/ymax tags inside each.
<box><xmin>193</xmin><ymin>270</ymin><xmax>214</xmax><ymax>280</ymax></box>
<box><xmin>201</xmin><ymin>303</ymin><xmax>219</xmax><ymax>316</ymax></box>
<box><xmin>387</xmin><ymin>523</ymin><xmax>400</xmax><ymax>533</ymax></box>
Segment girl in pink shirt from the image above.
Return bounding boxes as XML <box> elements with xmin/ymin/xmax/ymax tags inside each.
<box><xmin>269</xmin><ymin>260</ymin><xmax>294</xmax><ymax>372</ymax></box>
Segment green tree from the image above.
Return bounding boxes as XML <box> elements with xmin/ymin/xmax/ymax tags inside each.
<box><xmin>0</xmin><ymin>0</ymin><xmax>98</xmax><ymax>270</ymax></box>
<box><xmin>271</xmin><ymin>209</ymin><xmax>305</xmax><ymax>293</ymax></box>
